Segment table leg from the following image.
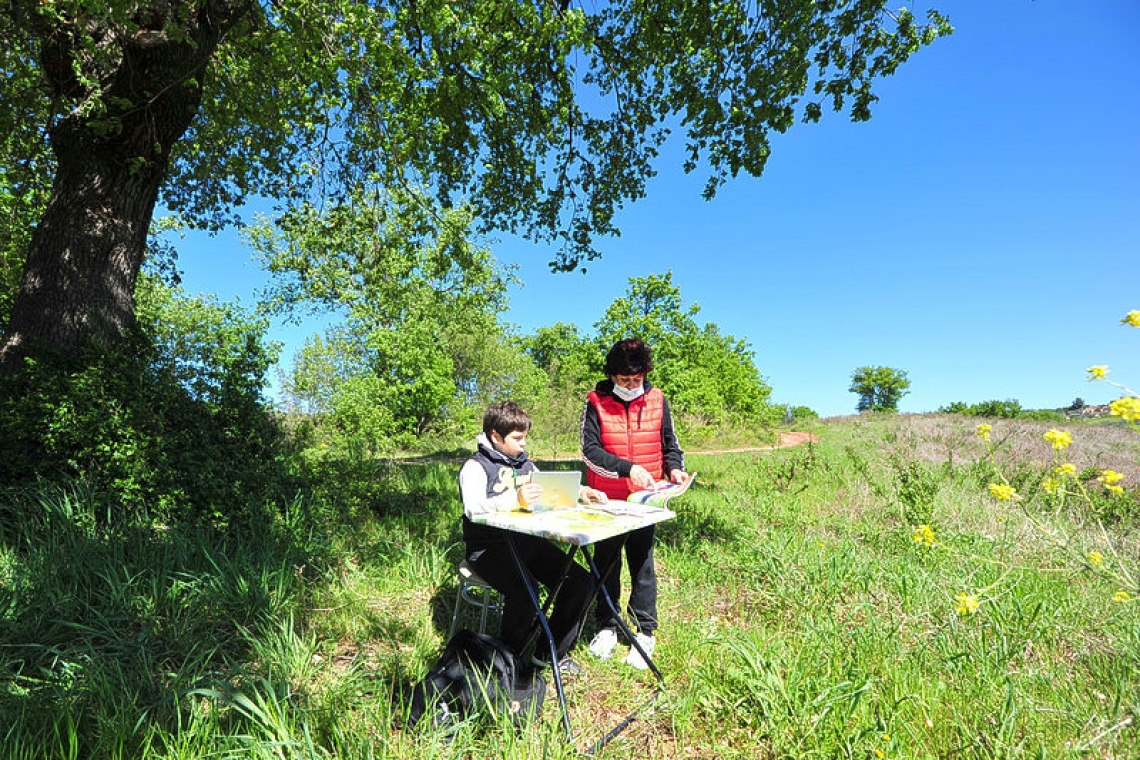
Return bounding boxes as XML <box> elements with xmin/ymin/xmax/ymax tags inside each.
<box><xmin>576</xmin><ymin>542</ymin><xmax>667</xmax><ymax>754</ymax></box>
<box><xmin>583</xmin><ymin>544</ymin><xmax>665</xmax><ymax>688</ymax></box>
<box><xmin>503</xmin><ymin>533</ymin><xmax>575</xmax><ymax>741</ymax></box>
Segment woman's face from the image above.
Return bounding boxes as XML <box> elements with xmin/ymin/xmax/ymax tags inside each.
<box><xmin>611</xmin><ymin>372</ymin><xmax>646</xmax><ymax>391</ymax></box>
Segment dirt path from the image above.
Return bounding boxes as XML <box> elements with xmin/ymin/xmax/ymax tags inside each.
<box><xmin>689</xmin><ymin>430</ymin><xmax>819</xmax><ymax>456</ymax></box>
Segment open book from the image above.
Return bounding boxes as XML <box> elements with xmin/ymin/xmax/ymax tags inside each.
<box><xmin>624</xmin><ymin>473</ymin><xmax>697</xmax><ymax>507</ymax></box>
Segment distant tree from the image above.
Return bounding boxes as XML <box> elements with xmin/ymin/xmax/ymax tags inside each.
<box><xmin>850</xmin><ymin>366</ymin><xmax>911</xmax><ymax>413</ymax></box>
<box><xmin>937</xmin><ymin>399</ymin><xmax>1022</xmax><ymax>419</ymax></box>
<box><xmin>970</xmin><ymin>399</ymin><xmax>1023</xmax><ymax>419</ymax></box>
<box><xmin>594</xmin><ymin>272</ymin><xmax>775</xmax><ymax>426</ymax></box>
<box><xmin>520</xmin><ymin>323</ymin><xmax>596</xmax><ymax>395</ymax></box>
<box><xmin>789</xmin><ymin>405</ymin><xmax>820</xmax><ymax>422</ymax></box>
<box><xmin>514</xmin><ymin>323</ymin><xmax>597</xmax><ymax>447</ymax></box>
<box><xmin>262</xmin><ymin>200</ymin><xmax>543</xmax><ymax>450</ymax></box>
<box><xmin>1070</xmin><ymin>398</ymin><xmax>1086</xmax><ymax>410</ymax></box>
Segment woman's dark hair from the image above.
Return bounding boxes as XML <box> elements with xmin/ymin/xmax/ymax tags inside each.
<box><xmin>483</xmin><ymin>401</ymin><xmax>532</xmax><ymax>438</ymax></box>
<box><xmin>603</xmin><ymin>338</ymin><xmax>654</xmax><ymax>377</ymax></box>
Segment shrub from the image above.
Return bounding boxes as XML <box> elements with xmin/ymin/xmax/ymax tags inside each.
<box><xmin>0</xmin><ymin>284</ymin><xmax>294</xmax><ymax>524</ymax></box>
<box><xmin>790</xmin><ymin>405</ymin><xmax>819</xmax><ymax>422</ymax></box>
<box><xmin>939</xmin><ymin>399</ymin><xmax>1064</xmax><ymax>422</ymax></box>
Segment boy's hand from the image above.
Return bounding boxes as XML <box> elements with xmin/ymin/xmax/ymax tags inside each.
<box><xmin>670</xmin><ymin>470</ymin><xmax>691</xmax><ymax>485</ymax></box>
<box><xmin>580</xmin><ymin>487</ymin><xmax>609</xmax><ymax>504</ymax></box>
<box><xmin>517</xmin><ymin>482</ymin><xmax>543</xmax><ymax>508</ymax></box>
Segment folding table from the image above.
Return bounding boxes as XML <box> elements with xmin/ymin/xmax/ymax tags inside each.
<box><xmin>470</xmin><ymin>501</ymin><xmax>675</xmax><ymax>751</ymax></box>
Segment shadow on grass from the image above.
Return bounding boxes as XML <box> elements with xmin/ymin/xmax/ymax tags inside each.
<box><xmin>0</xmin><ymin>458</ymin><xmax>471</xmax><ymax>742</ymax></box>
<box><xmin>0</xmin><ymin>492</ymin><xmax>330</xmax><ymax>753</ymax></box>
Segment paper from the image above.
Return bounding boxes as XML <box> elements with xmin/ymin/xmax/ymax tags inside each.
<box><xmin>623</xmin><ymin>473</ymin><xmax>697</xmax><ymax>507</ymax></box>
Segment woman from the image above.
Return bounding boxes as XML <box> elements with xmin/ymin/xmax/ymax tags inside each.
<box><xmin>580</xmin><ymin>338</ymin><xmax>689</xmax><ymax>669</ymax></box>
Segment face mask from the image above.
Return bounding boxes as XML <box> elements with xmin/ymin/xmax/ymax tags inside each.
<box><xmin>612</xmin><ymin>383</ymin><xmax>645</xmax><ymax>402</ymax></box>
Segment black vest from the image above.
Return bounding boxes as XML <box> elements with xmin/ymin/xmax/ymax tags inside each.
<box><xmin>461</xmin><ymin>443</ymin><xmax>536</xmax><ymax>548</ymax></box>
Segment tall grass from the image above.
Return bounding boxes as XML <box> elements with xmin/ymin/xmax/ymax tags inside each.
<box><xmin>2</xmin><ymin>415</ymin><xmax>1138</xmax><ymax>757</ymax></box>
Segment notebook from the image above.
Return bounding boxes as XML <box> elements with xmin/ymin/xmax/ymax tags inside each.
<box><xmin>529</xmin><ymin>471</ymin><xmax>582</xmax><ymax>509</ymax></box>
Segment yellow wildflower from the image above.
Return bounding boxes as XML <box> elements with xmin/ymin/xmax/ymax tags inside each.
<box><xmin>1087</xmin><ymin>551</ymin><xmax>1104</xmax><ymax>568</ymax></box>
<box><xmin>1099</xmin><ymin>469</ymin><xmax>1123</xmax><ymax>485</ymax></box>
<box><xmin>1043</xmin><ymin>429</ymin><xmax>1073</xmax><ymax>450</ymax></box>
<box><xmin>989</xmin><ymin>482</ymin><xmax>1019</xmax><ymax>501</ymax></box>
<box><xmin>955</xmin><ymin>592</ymin><xmax>980</xmax><ymax>615</ymax></box>
<box><xmin>875</xmin><ymin>751</ymin><xmax>885</xmax><ymax>760</ymax></box>
<box><xmin>1106</xmin><ymin>485</ymin><xmax>1124</xmax><ymax>496</ymax></box>
<box><xmin>1122</xmin><ymin>311</ymin><xmax>1140</xmax><ymax>328</ymax></box>
<box><xmin>912</xmin><ymin>524</ymin><xmax>936</xmax><ymax>546</ymax></box>
<box><xmin>1055</xmin><ymin>463</ymin><xmax>1077</xmax><ymax>477</ymax></box>
<box><xmin>1041</xmin><ymin>477</ymin><xmax>1060</xmax><ymax>494</ymax></box>
<box><xmin>1110</xmin><ymin>397</ymin><xmax>1140</xmax><ymax>421</ymax></box>
<box><xmin>883</xmin><ymin>733</ymin><xmax>892</xmax><ymax>742</ymax></box>
<box><xmin>976</xmin><ymin>424</ymin><xmax>992</xmax><ymax>442</ymax></box>
<box><xmin>1086</xmin><ymin>365</ymin><xmax>1109</xmax><ymax>380</ymax></box>
<box><xmin>1113</xmin><ymin>590</ymin><xmax>1131</xmax><ymax>603</ymax></box>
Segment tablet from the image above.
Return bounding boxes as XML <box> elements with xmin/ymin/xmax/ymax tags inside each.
<box><xmin>529</xmin><ymin>471</ymin><xmax>582</xmax><ymax>509</ymax></box>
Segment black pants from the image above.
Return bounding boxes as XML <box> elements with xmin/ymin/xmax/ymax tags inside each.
<box><xmin>466</xmin><ymin>532</ymin><xmax>595</xmax><ymax>661</ymax></box>
<box><xmin>592</xmin><ymin>524</ymin><xmax>658</xmax><ymax>635</ymax></box>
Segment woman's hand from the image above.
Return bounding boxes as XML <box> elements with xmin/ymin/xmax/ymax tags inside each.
<box><xmin>628</xmin><ymin>465</ymin><xmax>655</xmax><ymax>490</ymax></box>
<box><xmin>670</xmin><ymin>470</ymin><xmax>691</xmax><ymax>485</ymax></box>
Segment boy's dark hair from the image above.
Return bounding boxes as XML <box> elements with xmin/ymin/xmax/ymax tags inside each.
<box><xmin>483</xmin><ymin>401</ymin><xmax>531</xmax><ymax>439</ymax></box>
<box><xmin>603</xmin><ymin>338</ymin><xmax>654</xmax><ymax>377</ymax></box>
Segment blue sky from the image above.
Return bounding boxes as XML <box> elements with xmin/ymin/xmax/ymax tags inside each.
<box><xmin>177</xmin><ymin>1</ymin><xmax>1139</xmax><ymax>419</ymax></box>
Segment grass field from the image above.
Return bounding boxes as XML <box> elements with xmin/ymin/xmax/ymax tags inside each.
<box><xmin>2</xmin><ymin>413</ymin><xmax>1138</xmax><ymax>758</ymax></box>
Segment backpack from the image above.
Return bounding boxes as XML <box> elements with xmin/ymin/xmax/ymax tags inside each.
<box><xmin>408</xmin><ymin>629</ymin><xmax>546</xmax><ymax>732</ymax></box>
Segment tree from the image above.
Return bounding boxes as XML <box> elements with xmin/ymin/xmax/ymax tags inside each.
<box><xmin>0</xmin><ymin>1</ymin><xmax>951</xmax><ymax>369</ymax></box>
<box><xmin>593</xmin><ymin>270</ymin><xmax>699</xmax><ymax>385</ymax></box>
<box><xmin>0</xmin><ymin>274</ymin><xmax>287</xmax><ymax>518</ymax></box>
<box><xmin>521</xmin><ymin>323</ymin><xmax>595</xmax><ymax>394</ymax></box>
<box><xmin>937</xmin><ymin>398</ymin><xmax>1023</xmax><ymax>419</ymax></box>
<box><xmin>516</xmin><ymin>322</ymin><xmax>597</xmax><ymax>446</ymax></box>
<box><xmin>849</xmin><ymin>365</ymin><xmax>911</xmax><ymax>412</ymax></box>
<box><xmin>594</xmin><ymin>272</ymin><xmax>775</xmax><ymax>427</ymax></box>
<box><xmin>261</xmin><ymin>197</ymin><xmax>544</xmax><ymax>450</ymax></box>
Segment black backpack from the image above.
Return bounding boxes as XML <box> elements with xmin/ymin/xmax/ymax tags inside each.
<box><xmin>408</xmin><ymin>629</ymin><xmax>546</xmax><ymax>732</ymax></box>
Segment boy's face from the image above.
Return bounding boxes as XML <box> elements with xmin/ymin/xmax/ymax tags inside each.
<box><xmin>490</xmin><ymin>429</ymin><xmax>528</xmax><ymax>458</ymax></box>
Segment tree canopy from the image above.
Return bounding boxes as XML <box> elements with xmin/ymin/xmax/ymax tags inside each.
<box><xmin>850</xmin><ymin>365</ymin><xmax>911</xmax><ymax>413</ymax></box>
<box><xmin>0</xmin><ymin>0</ymin><xmax>950</xmax><ymax>366</ymax></box>
<box><xmin>594</xmin><ymin>271</ymin><xmax>775</xmax><ymax>427</ymax></box>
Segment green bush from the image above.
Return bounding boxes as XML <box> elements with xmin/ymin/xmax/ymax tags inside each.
<box><xmin>0</xmin><ymin>283</ymin><xmax>295</xmax><ymax>524</ymax></box>
<box><xmin>939</xmin><ymin>399</ymin><xmax>1064</xmax><ymax>422</ymax></box>
<box><xmin>1019</xmin><ymin>408</ymin><xmax>1066</xmax><ymax>422</ymax></box>
<box><xmin>790</xmin><ymin>405</ymin><xmax>819</xmax><ymax>422</ymax></box>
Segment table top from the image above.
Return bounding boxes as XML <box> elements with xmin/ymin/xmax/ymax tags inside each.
<box><xmin>470</xmin><ymin>502</ymin><xmax>676</xmax><ymax>546</ymax></box>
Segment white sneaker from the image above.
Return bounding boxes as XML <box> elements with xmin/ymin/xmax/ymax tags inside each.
<box><xmin>588</xmin><ymin>628</ymin><xmax>619</xmax><ymax>660</ymax></box>
<box><xmin>623</xmin><ymin>633</ymin><xmax>656</xmax><ymax>670</ymax></box>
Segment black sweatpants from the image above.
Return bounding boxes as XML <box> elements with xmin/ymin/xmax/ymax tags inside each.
<box><xmin>591</xmin><ymin>524</ymin><xmax>658</xmax><ymax>635</ymax></box>
<box><xmin>466</xmin><ymin>531</ymin><xmax>595</xmax><ymax>661</ymax></box>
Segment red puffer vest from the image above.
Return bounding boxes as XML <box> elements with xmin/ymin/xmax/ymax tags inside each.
<box><xmin>586</xmin><ymin>387</ymin><xmax>665</xmax><ymax>500</ymax></box>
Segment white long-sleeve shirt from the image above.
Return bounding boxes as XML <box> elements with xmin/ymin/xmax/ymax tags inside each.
<box><xmin>458</xmin><ymin>456</ymin><xmax>521</xmax><ymax>519</ymax></box>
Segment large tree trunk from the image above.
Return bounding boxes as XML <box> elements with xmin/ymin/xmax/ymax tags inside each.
<box><xmin>0</xmin><ymin>122</ymin><xmax>167</xmax><ymax>363</ymax></box>
<box><xmin>0</xmin><ymin>2</ymin><xmax>254</xmax><ymax>371</ymax></box>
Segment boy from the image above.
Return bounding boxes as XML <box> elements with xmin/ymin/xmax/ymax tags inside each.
<box><xmin>460</xmin><ymin>401</ymin><xmax>605</xmax><ymax>673</ymax></box>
